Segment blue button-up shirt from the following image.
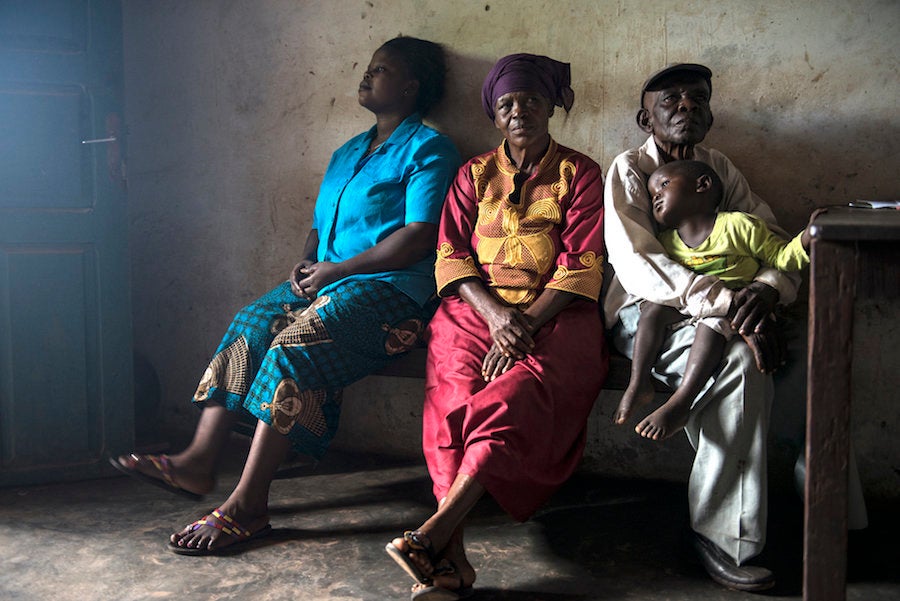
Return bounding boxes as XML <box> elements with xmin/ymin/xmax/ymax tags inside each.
<box><xmin>312</xmin><ymin>114</ymin><xmax>460</xmax><ymax>305</ymax></box>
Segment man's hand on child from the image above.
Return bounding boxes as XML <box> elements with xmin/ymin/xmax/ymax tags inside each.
<box><xmin>740</xmin><ymin>314</ymin><xmax>787</xmax><ymax>373</ymax></box>
<box><xmin>730</xmin><ymin>281</ymin><xmax>779</xmax><ymax>335</ymax></box>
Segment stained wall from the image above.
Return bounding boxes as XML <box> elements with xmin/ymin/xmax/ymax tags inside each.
<box><xmin>122</xmin><ymin>1</ymin><xmax>899</xmax><ymax>496</ymax></box>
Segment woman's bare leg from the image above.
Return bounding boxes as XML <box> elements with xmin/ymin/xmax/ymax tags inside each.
<box><xmin>438</xmin><ymin>523</ymin><xmax>476</xmax><ymax>587</ymax></box>
<box><xmin>390</xmin><ymin>473</ymin><xmax>484</xmax><ymax>584</ymax></box>
<box><xmin>170</xmin><ymin>418</ymin><xmax>291</xmax><ymax>551</ymax></box>
<box><xmin>114</xmin><ymin>403</ymin><xmax>238</xmax><ymax>495</ymax></box>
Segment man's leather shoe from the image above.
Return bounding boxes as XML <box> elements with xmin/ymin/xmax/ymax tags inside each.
<box><xmin>691</xmin><ymin>531</ymin><xmax>776</xmax><ymax>592</ymax></box>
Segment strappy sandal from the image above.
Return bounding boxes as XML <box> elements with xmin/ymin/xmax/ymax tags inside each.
<box><xmin>411</xmin><ymin>559</ymin><xmax>475</xmax><ymax>600</ymax></box>
<box><xmin>108</xmin><ymin>454</ymin><xmax>204</xmax><ymax>501</ymax></box>
<box><xmin>167</xmin><ymin>508</ymin><xmax>272</xmax><ymax>556</ymax></box>
<box><xmin>385</xmin><ymin>530</ymin><xmax>435</xmax><ymax>585</ymax></box>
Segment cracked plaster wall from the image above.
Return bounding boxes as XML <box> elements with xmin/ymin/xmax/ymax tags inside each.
<box><xmin>122</xmin><ymin>0</ymin><xmax>899</xmax><ymax>496</ymax></box>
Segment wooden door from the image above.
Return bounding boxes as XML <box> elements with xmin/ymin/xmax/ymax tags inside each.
<box><xmin>0</xmin><ymin>0</ymin><xmax>133</xmax><ymax>486</ymax></box>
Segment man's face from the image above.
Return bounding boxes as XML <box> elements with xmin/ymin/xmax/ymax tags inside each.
<box><xmin>642</xmin><ymin>76</ymin><xmax>713</xmax><ymax>146</ymax></box>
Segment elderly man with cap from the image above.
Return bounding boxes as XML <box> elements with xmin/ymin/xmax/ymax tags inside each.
<box><xmin>386</xmin><ymin>53</ymin><xmax>608</xmax><ymax>600</ymax></box>
<box><xmin>603</xmin><ymin>63</ymin><xmax>799</xmax><ymax>591</ymax></box>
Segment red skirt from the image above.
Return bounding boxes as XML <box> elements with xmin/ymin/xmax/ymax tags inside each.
<box><xmin>423</xmin><ymin>297</ymin><xmax>609</xmax><ymax>521</ymax></box>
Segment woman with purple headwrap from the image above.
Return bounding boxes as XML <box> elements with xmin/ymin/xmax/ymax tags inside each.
<box><xmin>386</xmin><ymin>54</ymin><xmax>609</xmax><ymax>600</ymax></box>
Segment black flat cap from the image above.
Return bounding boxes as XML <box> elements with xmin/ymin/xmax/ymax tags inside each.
<box><xmin>641</xmin><ymin>63</ymin><xmax>712</xmax><ymax>106</ymax></box>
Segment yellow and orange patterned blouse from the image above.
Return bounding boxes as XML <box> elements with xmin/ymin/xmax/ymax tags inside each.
<box><xmin>435</xmin><ymin>138</ymin><xmax>605</xmax><ymax>307</ymax></box>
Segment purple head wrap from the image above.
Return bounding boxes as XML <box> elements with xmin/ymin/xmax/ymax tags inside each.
<box><xmin>481</xmin><ymin>53</ymin><xmax>575</xmax><ymax>120</ymax></box>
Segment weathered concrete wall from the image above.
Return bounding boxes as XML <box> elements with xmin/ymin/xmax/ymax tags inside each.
<box><xmin>122</xmin><ymin>1</ymin><xmax>900</xmax><ymax>496</ymax></box>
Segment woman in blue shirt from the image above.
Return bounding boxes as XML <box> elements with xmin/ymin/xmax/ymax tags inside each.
<box><xmin>111</xmin><ymin>36</ymin><xmax>460</xmax><ymax>555</ymax></box>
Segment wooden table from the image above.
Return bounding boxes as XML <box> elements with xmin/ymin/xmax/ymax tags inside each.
<box><xmin>804</xmin><ymin>206</ymin><xmax>900</xmax><ymax>601</ymax></box>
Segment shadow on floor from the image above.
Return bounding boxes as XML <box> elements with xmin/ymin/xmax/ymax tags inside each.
<box><xmin>0</xmin><ymin>450</ymin><xmax>897</xmax><ymax>601</ymax></box>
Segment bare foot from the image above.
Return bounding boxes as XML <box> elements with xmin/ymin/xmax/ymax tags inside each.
<box><xmin>169</xmin><ymin>500</ymin><xmax>269</xmax><ymax>552</ymax></box>
<box><xmin>113</xmin><ymin>453</ymin><xmax>214</xmax><ymax>496</ymax></box>
<box><xmin>614</xmin><ymin>374</ymin><xmax>657</xmax><ymax>424</ymax></box>
<box><xmin>635</xmin><ymin>397</ymin><xmax>690</xmax><ymax>441</ymax></box>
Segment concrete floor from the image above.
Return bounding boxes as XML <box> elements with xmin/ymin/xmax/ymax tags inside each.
<box><xmin>0</xmin><ymin>439</ymin><xmax>897</xmax><ymax>601</ymax></box>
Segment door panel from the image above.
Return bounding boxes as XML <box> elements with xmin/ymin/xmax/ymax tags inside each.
<box><xmin>0</xmin><ymin>0</ymin><xmax>132</xmax><ymax>486</ymax></box>
<box><xmin>0</xmin><ymin>84</ymin><xmax>90</xmax><ymax>209</ymax></box>
<box><xmin>0</xmin><ymin>1</ymin><xmax>87</xmax><ymax>53</ymax></box>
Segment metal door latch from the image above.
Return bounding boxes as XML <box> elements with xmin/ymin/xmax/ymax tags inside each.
<box><xmin>81</xmin><ymin>136</ymin><xmax>117</xmax><ymax>144</ymax></box>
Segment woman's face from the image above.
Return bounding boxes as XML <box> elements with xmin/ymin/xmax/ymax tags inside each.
<box><xmin>358</xmin><ymin>47</ymin><xmax>417</xmax><ymax>115</ymax></box>
<box><xmin>493</xmin><ymin>90</ymin><xmax>553</xmax><ymax>149</ymax></box>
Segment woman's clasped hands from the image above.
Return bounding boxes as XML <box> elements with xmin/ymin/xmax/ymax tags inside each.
<box><xmin>481</xmin><ymin>304</ymin><xmax>535</xmax><ymax>381</ymax></box>
<box><xmin>289</xmin><ymin>260</ymin><xmax>346</xmax><ymax>300</ymax></box>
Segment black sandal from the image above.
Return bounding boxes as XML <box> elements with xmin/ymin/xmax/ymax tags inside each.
<box><xmin>410</xmin><ymin>559</ymin><xmax>475</xmax><ymax>600</ymax></box>
<box><xmin>385</xmin><ymin>530</ymin><xmax>435</xmax><ymax>585</ymax></box>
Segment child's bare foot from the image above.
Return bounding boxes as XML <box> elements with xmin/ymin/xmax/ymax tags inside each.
<box><xmin>614</xmin><ymin>374</ymin><xmax>657</xmax><ymax>424</ymax></box>
<box><xmin>635</xmin><ymin>397</ymin><xmax>690</xmax><ymax>441</ymax></box>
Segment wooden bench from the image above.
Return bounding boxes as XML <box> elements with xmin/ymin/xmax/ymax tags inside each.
<box><xmin>233</xmin><ymin>347</ymin><xmax>666</xmax><ymax>439</ymax></box>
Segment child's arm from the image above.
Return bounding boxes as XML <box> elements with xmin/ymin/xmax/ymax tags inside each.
<box><xmin>737</xmin><ymin>213</ymin><xmax>809</xmax><ymax>272</ymax></box>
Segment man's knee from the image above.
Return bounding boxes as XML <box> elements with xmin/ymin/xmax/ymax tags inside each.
<box><xmin>723</xmin><ymin>341</ymin><xmax>769</xmax><ymax>388</ymax></box>
<box><xmin>721</xmin><ymin>340</ymin><xmax>773</xmax><ymax>406</ymax></box>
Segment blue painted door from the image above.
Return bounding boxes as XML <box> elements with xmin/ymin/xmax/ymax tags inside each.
<box><xmin>0</xmin><ymin>0</ymin><xmax>133</xmax><ymax>486</ymax></box>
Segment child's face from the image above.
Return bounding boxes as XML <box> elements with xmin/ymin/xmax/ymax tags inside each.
<box><xmin>648</xmin><ymin>168</ymin><xmax>698</xmax><ymax>229</ymax></box>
